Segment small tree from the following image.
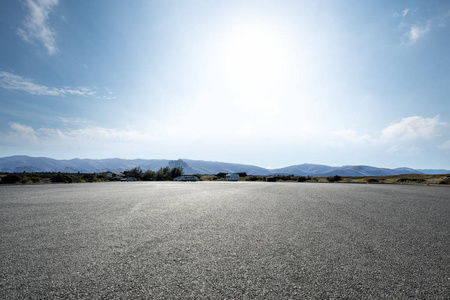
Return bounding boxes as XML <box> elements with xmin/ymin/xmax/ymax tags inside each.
<box><xmin>170</xmin><ymin>167</ymin><xmax>183</xmax><ymax>179</ymax></box>
<box><xmin>142</xmin><ymin>170</ymin><xmax>156</xmax><ymax>181</ymax></box>
<box><xmin>126</xmin><ymin>166</ymin><xmax>143</xmax><ymax>180</ymax></box>
<box><xmin>155</xmin><ymin>166</ymin><xmax>170</xmax><ymax>181</ymax></box>
<box><xmin>155</xmin><ymin>166</ymin><xmax>183</xmax><ymax>181</ymax></box>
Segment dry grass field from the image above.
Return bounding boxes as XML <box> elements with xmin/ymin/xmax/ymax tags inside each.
<box><xmin>338</xmin><ymin>174</ymin><xmax>450</xmax><ymax>185</ymax></box>
<box><xmin>199</xmin><ymin>174</ymin><xmax>450</xmax><ymax>185</ymax></box>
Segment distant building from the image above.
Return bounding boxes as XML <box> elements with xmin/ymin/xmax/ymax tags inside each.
<box><xmin>225</xmin><ymin>173</ymin><xmax>239</xmax><ymax>181</ymax></box>
<box><xmin>106</xmin><ymin>171</ymin><xmax>125</xmax><ymax>178</ymax></box>
<box><xmin>121</xmin><ymin>177</ymin><xmax>137</xmax><ymax>181</ymax></box>
<box><xmin>216</xmin><ymin>172</ymin><xmax>247</xmax><ymax>178</ymax></box>
<box><xmin>174</xmin><ymin>176</ymin><xmax>199</xmax><ymax>182</ymax></box>
<box><xmin>265</xmin><ymin>177</ymin><xmax>277</xmax><ymax>182</ymax></box>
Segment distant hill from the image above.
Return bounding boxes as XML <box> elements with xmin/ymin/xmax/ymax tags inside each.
<box><xmin>416</xmin><ymin>169</ymin><xmax>450</xmax><ymax>175</ymax></box>
<box><xmin>271</xmin><ymin>164</ymin><xmax>423</xmax><ymax>177</ymax></box>
<box><xmin>271</xmin><ymin>163</ymin><xmax>335</xmax><ymax>176</ymax></box>
<box><xmin>0</xmin><ymin>155</ymin><xmax>448</xmax><ymax>176</ymax></box>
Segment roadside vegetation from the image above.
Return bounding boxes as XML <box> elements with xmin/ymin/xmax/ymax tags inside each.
<box><xmin>1</xmin><ymin>170</ymin><xmax>449</xmax><ymax>185</ymax></box>
<box><xmin>198</xmin><ymin>173</ymin><xmax>450</xmax><ymax>185</ymax></box>
<box><xmin>0</xmin><ymin>166</ymin><xmax>185</xmax><ymax>184</ymax></box>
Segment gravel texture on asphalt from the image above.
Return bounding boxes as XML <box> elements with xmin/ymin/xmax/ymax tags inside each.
<box><xmin>0</xmin><ymin>182</ymin><xmax>449</xmax><ymax>299</ymax></box>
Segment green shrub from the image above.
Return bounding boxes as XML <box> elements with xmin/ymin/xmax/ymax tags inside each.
<box><xmin>51</xmin><ymin>173</ymin><xmax>73</xmax><ymax>183</ymax></box>
<box><xmin>30</xmin><ymin>174</ymin><xmax>41</xmax><ymax>183</ymax></box>
<box><xmin>1</xmin><ymin>174</ymin><xmax>21</xmax><ymax>184</ymax></box>
<box><xmin>82</xmin><ymin>173</ymin><xmax>95</xmax><ymax>182</ymax></box>
<box><xmin>297</xmin><ymin>176</ymin><xmax>308</xmax><ymax>182</ymax></box>
<box><xmin>439</xmin><ymin>176</ymin><xmax>450</xmax><ymax>185</ymax></box>
<box><xmin>397</xmin><ymin>178</ymin><xmax>425</xmax><ymax>183</ymax></box>
<box><xmin>327</xmin><ymin>175</ymin><xmax>342</xmax><ymax>182</ymax></box>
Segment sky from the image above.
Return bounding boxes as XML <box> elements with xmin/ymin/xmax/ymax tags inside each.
<box><xmin>1</xmin><ymin>0</ymin><xmax>449</xmax><ymax>169</ymax></box>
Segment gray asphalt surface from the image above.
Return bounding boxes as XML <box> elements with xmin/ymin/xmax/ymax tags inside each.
<box><xmin>0</xmin><ymin>182</ymin><xmax>449</xmax><ymax>299</ymax></box>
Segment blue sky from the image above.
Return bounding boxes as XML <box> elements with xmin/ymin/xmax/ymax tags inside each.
<box><xmin>1</xmin><ymin>0</ymin><xmax>449</xmax><ymax>169</ymax></box>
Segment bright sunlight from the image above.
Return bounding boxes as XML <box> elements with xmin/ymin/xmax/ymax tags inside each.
<box><xmin>217</xmin><ymin>21</ymin><xmax>290</xmax><ymax>114</ymax></box>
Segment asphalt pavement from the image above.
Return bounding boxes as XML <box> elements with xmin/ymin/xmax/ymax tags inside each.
<box><xmin>1</xmin><ymin>182</ymin><xmax>449</xmax><ymax>299</ymax></box>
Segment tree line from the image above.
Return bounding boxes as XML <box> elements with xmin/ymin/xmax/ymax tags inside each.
<box><xmin>124</xmin><ymin>166</ymin><xmax>183</xmax><ymax>181</ymax></box>
<box><xmin>0</xmin><ymin>166</ymin><xmax>184</xmax><ymax>184</ymax></box>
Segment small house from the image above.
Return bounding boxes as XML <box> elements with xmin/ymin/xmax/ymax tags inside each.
<box><xmin>106</xmin><ymin>171</ymin><xmax>125</xmax><ymax>179</ymax></box>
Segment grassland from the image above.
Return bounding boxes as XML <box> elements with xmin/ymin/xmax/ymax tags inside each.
<box><xmin>199</xmin><ymin>174</ymin><xmax>450</xmax><ymax>185</ymax></box>
<box><xmin>1</xmin><ymin>172</ymin><xmax>449</xmax><ymax>186</ymax></box>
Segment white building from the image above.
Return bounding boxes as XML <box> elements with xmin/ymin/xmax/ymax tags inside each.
<box><xmin>225</xmin><ymin>173</ymin><xmax>239</xmax><ymax>181</ymax></box>
<box><xmin>174</xmin><ymin>176</ymin><xmax>199</xmax><ymax>181</ymax></box>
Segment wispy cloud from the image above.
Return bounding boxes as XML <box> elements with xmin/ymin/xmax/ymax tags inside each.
<box><xmin>58</xmin><ymin>117</ymin><xmax>96</xmax><ymax>126</ymax></box>
<box><xmin>402</xmin><ymin>23</ymin><xmax>431</xmax><ymax>44</ymax></box>
<box><xmin>9</xmin><ymin>122</ymin><xmax>39</xmax><ymax>142</ymax></box>
<box><xmin>0</xmin><ymin>71</ymin><xmax>114</xmax><ymax>99</ymax></box>
<box><xmin>394</xmin><ymin>8</ymin><xmax>416</xmax><ymax>18</ymax></box>
<box><xmin>17</xmin><ymin>0</ymin><xmax>59</xmax><ymax>55</ymax></box>
<box><xmin>402</xmin><ymin>8</ymin><xmax>410</xmax><ymax>17</ymax></box>
<box><xmin>329</xmin><ymin>116</ymin><xmax>446</xmax><ymax>150</ymax></box>
<box><xmin>381</xmin><ymin>116</ymin><xmax>444</xmax><ymax>141</ymax></box>
<box><xmin>0</xmin><ymin>71</ymin><xmax>60</xmax><ymax>96</ymax></box>
<box><xmin>2</xmin><ymin>122</ymin><xmax>146</xmax><ymax>145</ymax></box>
<box><xmin>397</xmin><ymin>8</ymin><xmax>450</xmax><ymax>45</ymax></box>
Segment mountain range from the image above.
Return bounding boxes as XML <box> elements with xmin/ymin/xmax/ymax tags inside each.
<box><xmin>0</xmin><ymin>155</ymin><xmax>449</xmax><ymax>177</ymax></box>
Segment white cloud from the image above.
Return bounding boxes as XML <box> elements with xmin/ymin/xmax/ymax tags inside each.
<box><xmin>394</xmin><ymin>8</ymin><xmax>416</xmax><ymax>18</ymax></box>
<box><xmin>38</xmin><ymin>127</ymin><xmax>64</xmax><ymax>138</ymax></box>
<box><xmin>397</xmin><ymin>8</ymin><xmax>450</xmax><ymax>45</ymax></box>
<box><xmin>381</xmin><ymin>116</ymin><xmax>444</xmax><ymax>141</ymax></box>
<box><xmin>402</xmin><ymin>23</ymin><xmax>431</xmax><ymax>44</ymax></box>
<box><xmin>64</xmin><ymin>127</ymin><xmax>146</xmax><ymax>142</ymax></box>
<box><xmin>58</xmin><ymin>117</ymin><xmax>95</xmax><ymax>126</ymax></box>
<box><xmin>402</xmin><ymin>8</ymin><xmax>410</xmax><ymax>17</ymax></box>
<box><xmin>0</xmin><ymin>71</ymin><xmax>60</xmax><ymax>96</ymax></box>
<box><xmin>3</xmin><ymin>122</ymin><xmax>146</xmax><ymax>145</ymax></box>
<box><xmin>0</xmin><ymin>71</ymin><xmax>111</xmax><ymax>98</ymax></box>
<box><xmin>10</xmin><ymin>122</ymin><xmax>37</xmax><ymax>137</ymax></box>
<box><xmin>17</xmin><ymin>0</ymin><xmax>59</xmax><ymax>55</ymax></box>
<box><xmin>1</xmin><ymin>122</ymin><xmax>39</xmax><ymax>144</ymax></box>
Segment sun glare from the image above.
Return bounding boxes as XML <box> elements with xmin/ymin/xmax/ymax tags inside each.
<box><xmin>223</xmin><ymin>26</ymin><xmax>285</xmax><ymax>90</ymax></box>
<box><xmin>217</xmin><ymin>23</ymin><xmax>289</xmax><ymax>114</ymax></box>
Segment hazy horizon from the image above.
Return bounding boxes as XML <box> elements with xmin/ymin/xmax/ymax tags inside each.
<box><xmin>1</xmin><ymin>1</ymin><xmax>449</xmax><ymax>169</ymax></box>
